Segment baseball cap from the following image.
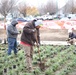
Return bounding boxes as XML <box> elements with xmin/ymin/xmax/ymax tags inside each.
<box><xmin>35</xmin><ymin>20</ymin><xmax>43</xmax><ymax>27</ymax></box>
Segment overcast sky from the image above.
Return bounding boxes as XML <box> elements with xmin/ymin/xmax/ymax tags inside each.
<box><xmin>19</xmin><ymin>0</ymin><xmax>68</xmax><ymax>8</ymax></box>
<box><xmin>25</xmin><ymin>0</ymin><xmax>49</xmax><ymax>7</ymax></box>
<box><xmin>58</xmin><ymin>0</ymin><xmax>69</xmax><ymax>8</ymax></box>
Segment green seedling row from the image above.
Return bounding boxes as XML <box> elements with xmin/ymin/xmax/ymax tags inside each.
<box><xmin>0</xmin><ymin>44</ymin><xmax>76</xmax><ymax>75</ymax></box>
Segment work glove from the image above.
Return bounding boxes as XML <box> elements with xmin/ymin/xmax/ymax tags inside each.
<box><xmin>18</xmin><ymin>31</ymin><xmax>21</xmax><ymax>34</ymax></box>
<box><xmin>32</xmin><ymin>29</ymin><xmax>36</xmax><ymax>33</ymax></box>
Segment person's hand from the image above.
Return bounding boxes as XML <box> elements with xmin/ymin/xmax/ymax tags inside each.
<box><xmin>32</xmin><ymin>29</ymin><xmax>36</xmax><ymax>33</ymax></box>
<box><xmin>37</xmin><ymin>43</ymin><xmax>40</xmax><ymax>48</ymax></box>
<box><xmin>18</xmin><ymin>31</ymin><xmax>21</xmax><ymax>34</ymax></box>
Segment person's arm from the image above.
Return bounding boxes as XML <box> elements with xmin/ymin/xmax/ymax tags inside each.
<box><xmin>23</xmin><ymin>26</ymin><xmax>36</xmax><ymax>34</ymax></box>
<box><xmin>8</xmin><ymin>25</ymin><xmax>19</xmax><ymax>35</ymax></box>
<box><xmin>35</xmin><ymin>29</ymin><xmax>40</xmax><ymax>47</ymax></box>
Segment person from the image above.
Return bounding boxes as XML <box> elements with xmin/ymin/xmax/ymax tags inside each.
<box><xmin>68</xmin><ymin>29</ymin><xmax>76</xmax><ymax>39</ymax></box>
<box><xmin>67</xmin><ymin>29</ymin><xmax>76</xmax><ymax>45</ymax></box>
<box><xmin>20</xmin><ymin>19</ymin><xmax>43</xmax><ymax>72</ymax></box>
<box><xmin>6</xmin><ymin>19</ymin><xmax>20</xmax><ymax>55</ymax></box>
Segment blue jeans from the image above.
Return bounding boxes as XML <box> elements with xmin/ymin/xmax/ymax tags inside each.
<box><xmin>7</xmin><ymin>38</ymin><xmax>17</xmax><ymax>55</ymax></box>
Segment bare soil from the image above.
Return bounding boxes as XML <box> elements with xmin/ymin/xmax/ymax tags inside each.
<box><xmin>40</xmin><ymin>28</ymin><xmax>69</xmax><ymax>41</ymax></box>
<box><xmin>0</xmin><ymin>28</ymin><xmax>69</xmax><ymax>41</ymax></box>
<box><xmin>0</xmin><ymin>28</ymin><xmax>76</xmax><ymax>75</ymax></box>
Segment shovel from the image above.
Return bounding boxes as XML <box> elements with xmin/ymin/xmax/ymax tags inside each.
<box><xmin>34</xmin><ymin>29</ymin><xmax>45</xmax><ymax>71</ymax></box>
<box><xmin>37</xmin><ymin>46</ymin><xmax>45</xmax><ymax>71</ymax></box>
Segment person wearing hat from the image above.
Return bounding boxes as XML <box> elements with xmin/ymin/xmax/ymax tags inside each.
<box><xmin>20</xmin><ymin>20</ymin><xmax>43</xmax><ymax>72</ymax></box>
<box><xmin>6</xmin><ymin>19</ymin><xmax>20</xmax><ymax>55</ymax></box>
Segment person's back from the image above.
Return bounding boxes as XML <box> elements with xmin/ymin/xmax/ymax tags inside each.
<box><xmin>73</xmin><ymin>32</ymin><xmax>76</xmax><ymax>38</ymax></box>
<box><xmin>69</xmin><ymin>32</ymin><xmax>74</xmax><ymax>39</ymax></box>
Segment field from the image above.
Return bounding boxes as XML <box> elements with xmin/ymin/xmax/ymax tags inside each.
<box><xmin>0</xmin><ymin>28</ymin><xmax>76</xmax><ymax>75</ymax></box>
<box><xmin>0</xmin><ymin>44</ymin><xmax>76</xmax><ymax>75</ymax></box>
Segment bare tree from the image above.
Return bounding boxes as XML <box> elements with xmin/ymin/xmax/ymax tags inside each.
<box><xmin>38</xmin><ymin>0</ymin><xmax>58</xmax><ymax>15</ymax></box>
<box><xmin>62</xmin><ymin>0</ymin><xmax>76</xmax><ymax>14</ymax></box>
<box><xmin>46</xmin><ymin>0</ymin><xmax>58</xmax><ymax>14</ymax></box>
<box><xmin>0</xmin><ymin>0</ymin><xmax>17</xmax><ymax>18</ymax></box>
<box><xmin>17</xmin><ymin>2</ymin><xmax>26</xmax><ymax>17</ymax></box>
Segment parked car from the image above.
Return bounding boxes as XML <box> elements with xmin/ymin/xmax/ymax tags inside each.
<box><xmin>24</xmin><ymin>16</ymin><xmax>35</xmax><ymax>22</ymax></box>
<box><xmin>60</xmin><ymin>17</ymin><xmax>69</xmax><ymax>21</ymax></box>
<box><xmin>16</xmin><ymin>18</ymin><xmax>27</xmax><ymax>22</ymax></box>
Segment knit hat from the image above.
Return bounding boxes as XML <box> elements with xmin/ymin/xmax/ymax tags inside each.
<box><xmin>35</xmin><ymin>20</ymin><xmax>43</xmax><ymax>27</ymax></box>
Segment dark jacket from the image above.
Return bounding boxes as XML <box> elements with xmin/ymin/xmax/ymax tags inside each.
<box><xmin>69</xmin><ymin>32</ymin><xmax>76</xmax><ymax>39</ymax></box>
<box><xmin>6</xmin><ymin>20</ymin><xmax>19</xmax><ymax>38</ymax></box>
<box><xmin>21</xmin><ymin>20</ymin><xmax>40</xmax><ymax>46</ymax></box>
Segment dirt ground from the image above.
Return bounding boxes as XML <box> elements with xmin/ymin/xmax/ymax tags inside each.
<box><xmin>0</xmin><ymin>28</ymin><xmax>69</xmax><ymax>41</ymax></box>
<box><xmin>0</xmin><ymin>29</ymin><xmax>76</xmax><ymax>75</ymax></box>
<box><xmin>40</xmin><ymin>28</ymin><xmax>69</xmax><ymax>41</ymax></box>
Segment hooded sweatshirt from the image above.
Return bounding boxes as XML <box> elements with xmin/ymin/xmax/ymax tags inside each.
<box><xmin>21</xmin><ymin>20</ymin><xmax>40</xmax><ymax>45</ymax></box>
<box><xmin>6</xmin><ymin>20</ymin><xmax>19</xmax><ymax>38</ymax></box>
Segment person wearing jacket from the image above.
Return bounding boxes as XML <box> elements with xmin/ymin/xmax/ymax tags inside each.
<box><xmin>67</xmin><ymin>29</ymin><xmax>76</xmax><ymax>45</ymax></box>
<box><xmin>6</xmin><ymin>19</ymin><xmax>19</xmax><ymax>55</ymax></box>
<box><xmin>68</xmin><ymin>29</ymin><xmax>76</xmax><ymax>39</ymax></box>
<box><xmin>20</xmin><ymin>19</ymin><xmax>43</xmax><ymax>72</ymax></box>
